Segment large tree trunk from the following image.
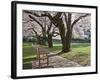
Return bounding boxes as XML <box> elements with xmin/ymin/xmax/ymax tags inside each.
<box><xmin>64</xmin><ymin>13</ymin><xmax>72</xmax><ymax>52</ymax></box>
<box><xmin>65</xmin><ymin>29</ymin><xmax>72</xmax><ymax>52</ymax></box>
<box><xmin>47</xmin><ymin>34</ymin><xmax>53</xmax><ymax>47</ymax></box>
<box><xmin>57</xmin><ymin>18</ymin><xmax>68</xmax><ymax>53</ymax></box>
<box><xmin>57</xmin><ymin>13</ymin><xmax>72</xmax><ymax>53</ymax></box>
<box><xmin>47</xmin><ymin>12</ymin><xmax>72</xmax><ymax>53</ymax></box>
<box><xmin>61</xmin><ymin>36</ymin><xmax>67</xmax><ymax>52</ymax></box>
<box><xmin>60</xmin><ymin>30</ymin><xmax>72</xmax><ymax>53</ymax></box>
<box><xmin>41</xmin><ymin>30</ymin><xmax>47</xmax><ymax>45</ymax></box>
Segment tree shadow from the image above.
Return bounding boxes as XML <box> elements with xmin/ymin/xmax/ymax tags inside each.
<box><xmin>72</xmin><ymin>43</ymin><xmax>90</xmax><ymax>48</ymax></box>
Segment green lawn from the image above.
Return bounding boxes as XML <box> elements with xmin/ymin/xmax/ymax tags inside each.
<box><xmin>23</xmin><ymin>42</ymin><xmax>37</xmax><ymax>63</ymax></box>
<box><xmin>23</xmin><ymin>42</ymin><xmax>90</xmax><ymax>69</ymax></box>
<box><xmin>61</xmin><ymin>43</ymin><xmax>90</xmax><ymax>66</ymax></box>
<box><xmin>23</xmin><ymin>42</ymin><xmax>37</xmax><ymax>69</ymax></box>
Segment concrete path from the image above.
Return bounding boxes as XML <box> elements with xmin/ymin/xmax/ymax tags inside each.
<box><xmin>48</xmin><ymin>55</ymin><xmax>81</xmax><ymax>68</ymax></box>
<box><xmin>32</xmin><ymin>53</ymin><xmax>81</xmax><ymax>68</ymax></box>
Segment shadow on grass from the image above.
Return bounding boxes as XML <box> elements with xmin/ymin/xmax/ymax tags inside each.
<box><xmin>71</xmin><ymin>43</ymin><xmax>90</xmax><ymax>48</ymax></box>
<box><xmin>23</xmin><ymin>57</ymin><xmax>37</xmax><ymax>63</ymax></box>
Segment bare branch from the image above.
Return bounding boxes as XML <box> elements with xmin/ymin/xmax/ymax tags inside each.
<box><xmin>24</xmin><ymin>10</ymin><xmax>58</xmax><ymax>28</ymax></box>
<box><xmin>71</xmin><ymin>14</ymin><xmax>90</xmax><ymax>28</ymax></box>
<box><xmin>22</xmin><ymin>19</ymin><xmax>32</xmax><ymax>23</ymax></box>
<box><xmin>47</xmin><ymin>22</ymin><xmax>52</xmax><ymax>34</ymax></box>
<box><xmin>23</xmin><ymin>10</ymin><xmax>45</xmax><ymax>17</ymax></box>
<box><xmin>23</xmin><ymin>10</ymin><xmax>33</xmax><ymax>14</ymax></box>
<box><xmin>27</xmin><ymin>27</ymin><xmax>38</xmax><ymax>36</ymax></box>
<box><xmin>53</xmin><ymin>12</ymin><xmax>62</xmax><ymax>19</ymax></box>
<box><xmin>29</xmin><ymin>15</ymin><xmax>42</xmax><ymax>26</ymax></box>
<box><xmin>28</xmin><ymin>15</ymin><xmax>46</xmax><ymax>32</ymax></box>
<box><xmin>64</xmin><ymin>13</ymin><xmax>68</xmax><ymax>25</ymax></box>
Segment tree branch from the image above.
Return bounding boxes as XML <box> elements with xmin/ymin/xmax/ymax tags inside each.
<box><xmin>53</xmin><ymin>12</ymin><xmax>62</xmax><ymax>19</ymax></box>
<box><xmin>47</xmin><ymin>22</ymin><xmax>52</xmax><ymax>34</ymax></box>
<box><xmin>29</xmin><ymin>15</ymin><xmax>42</xmax><ymax>26</ymax></box>
<box><xmin>71</xmin><ymin>14</ymin><xmax>90</xmax><ymax>28</ymax></box>
<box><xmin>24</xmin><ymin>10</ymin><xmax>52</xmax><ymax>18</ymax></box>
<box><xmin>22</xmin><ymin>19</ymin><xmax>32</xmax><ymax>23</ymax></box>
<box><xmin>23</xmin><ymin>10</ymin><xmax>33</xmax><ymax>14</ymax></box>
<box><xmin>64</xmin><ymin>13</ymin><xmax>68</xmax><ymax>25</ymax></box>
<box><xmin>27</xmin><ymin>27</ymin><xmax>38</xmax><ymax>36</ymax></box>
<box><xmin>28</xmin><ymin>15</ymin><xmax>46</xmax><ymax>32</ymax></box>
<box><xmin>24</xmin><ymin>10</ymin><xmax>58</xmax><ymax>28</ymax></box>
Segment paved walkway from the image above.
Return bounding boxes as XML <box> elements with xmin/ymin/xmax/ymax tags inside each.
<box><xmin>48</xmin><ymin>55</ymin><xmax>81</xmax><ymax>68</ymax></box>
<box><xmin>32</xmin><ymin>53</ymin><xmax>81</xmax><ymax>68</ymax></box>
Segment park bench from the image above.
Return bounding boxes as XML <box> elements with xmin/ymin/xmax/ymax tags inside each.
<box><xmin>32</xmin><ymin>47</ymin><xmax>53</xmax><ymax>69</ymax></box>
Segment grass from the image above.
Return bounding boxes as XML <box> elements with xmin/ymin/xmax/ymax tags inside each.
<box><xmin>23</xmin><ymin>42</ymin><xmax>37</xmax><ymax>64</ymax></box>
<box><xmin>44</xmin><ymin>46</ymin><xmax>62</xmax><ymax>53</ymax></box>
<box><xmin>61</xmin><ymin>44</ymin><xmax>90</xmax><ymax>66</ymax></box>
<box><xmin>23</xmin><ymin>42</ymin><xmax>90</xmax><ymax>69</ymax></box>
